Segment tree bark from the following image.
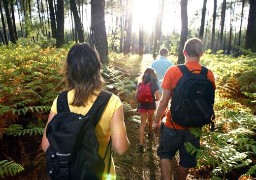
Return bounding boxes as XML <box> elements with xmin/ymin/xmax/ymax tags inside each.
<box><xmin>56</xmin><ymin>0</ymin><xmax>65</xmax><ymax>47</ymax></box>
<box><xmin>238</xmin><ymin>0</ymin><xmax>245</xmax><ymax>47</ymax></box>
<box><xmin>90</xmin><ymin>0</ymin><xmax>108</xmax><ymax>63</ymax></box>
<box><xmin>153</xmin><ymin>0</ymin><xmax>164</xmax><ymax>54</ymax></box>
<box><xmin>211</xmin><ymin>0</ymin><xmax>217</xmax><ymax>52</ymax></box>
<box><xmin>139</xmin><ymin>25</ymin><xmax>144</xmax><ymax>55</ymax></box>
<box><xmin>245</xmin><ymin>0</ymin><xmax>256</xmax><ymax>51</ymax></box>
<box><xmin>10</xmin><ymin>1</ymin><xmax>18</xmax><ymax>40</ymax></box>
<box><xmin>47</xmin><ymin>0</ymin><xmax>56</xmax><ymax>38</ymax></box>
<box><xmin>123</xmin><ymin>0</ymin><xmax>132</xmax><ymax>54</ymax></box>
<box><xmin>199</xmin><ymin>0</ymin><xmax>207</xmax><ymax>40</ymax></box>
<box><xmin>3</xmin><ymin>0</ymin><xmax>16</xmax><ymax>44</ymax></box>
<box><xmin>70</xmin><ymin>0</ymin><xmax>84</xmax><ymax>42</ymax></box>
<box><xmin>0</xmin><ymin>1</ymin><xmax>8</xmax><ymax>44</ymax></box>
<box><xmin>16</xmin><ymin>0</ymin><xmax>24</xmax><ymax>37</ymax></box>
<box><xmin>218</xmin><ymin>0</ymin><xmax>226</xmax><ymax>51</ymax></box>
<box><xmin>177</xmin><ymin>0</ymin><xmax>188</xmax><ymax>64</ymax></box>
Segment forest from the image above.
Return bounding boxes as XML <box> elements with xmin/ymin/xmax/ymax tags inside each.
<box><xmin>0</xmin><ymin>0</ymin><xmax>255</xmax><ymax>179</ymax></box>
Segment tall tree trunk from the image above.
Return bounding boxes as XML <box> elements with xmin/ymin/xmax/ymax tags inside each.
<box><xmin>245</xmin><ymin>0</ymin><xmax>256</xmax><ymax>51</ymax></box>
<box><xmin>204</xmin><ymin>19</ymin><xmax>209</xmax><ymax>48</ymax></box>
<box><xmin>138</xmin><ymin>25</ymin><xmax>144</xmax><ymax>55</ymax></box>
<box><xmin>177</xmin><ymin>0</ymin><xmax>188</xmax><ymax>64</ymax></box>
<box><xmin>211</xmin><ymin>0</ymin><xmax>217</xmax><ymax>52</ymax></box>
<box><xmin>199</xmin><ymin>0</ymin><xmax>207</xmax><ymax>40</ymax></box>
<box><xmin>119</xmin><ymin>0</ymin><xmax>124</xmax><ymax>53</ymax></box>
<box><xmin>28</xmin><ymin>0</ymin><xmax>32</xmax><ymax>21</ymax></box>
<box><xmin>3</xmin><ymin>0</ymin><xmax>16</xmax><ymax>44</ymax></box>
<box><xmin>48</xmin><ymin>0</ymin><xmax>56</xmax><ymax>38</ymax></box>
<box><xmin>123</xmin><ymin>0</ymin><xmax>132</xmax><ymax>54</ymax></box>
<box><xmin>22</xmin><ymin>0</ymin><xmax>28</xmax><ymax>37</ymax></box>
<box><xmin>10</xmin><ymin>1</ymin><xmax>18</xmax><ymax>40</ymax></box>
<box><xmin>90</xmin><ymin>0</ymin><xmax>108</xmax><ymax>63</ymax></box>
<box><xmin>16</xmin><ymin>0</ymin><xmax>24</xmax><ymax>37</ymax></box>
<box><xmin>228</xmin><ymin>0</ymin><xmax>234</xmax><ymax>54</ymax></box>
<box><xmin>238</xmin><ymin>0</ymin><xmax>245</xmax><ymax>47</ymax></box>
<box><xmin>37</xmin><ymin>0</ymin><xmax>42</xmax><ymax>25</ymax></box>
<box><xmin>56</xmin><ymin>0</ymin><xmax>64</xmax><ymax>47</ymax></box>
<box><xmin>153</xmin><ymin>0</ymin><xmax>164</xmax><ymax>54</ymax></box>
<box><xmin>218</xmin><ymin>0</ymin><xmax>226</xmax><ymax>51</ymax></box>
<box><xmin>0</xmin><ymin>1</ymin><xmax>8</xmax><ymax>44</ymax></box>
<box><xmin>70</xmin><ymin>0</ymin><xmax>84</xmax><ymax>42</ymax></box>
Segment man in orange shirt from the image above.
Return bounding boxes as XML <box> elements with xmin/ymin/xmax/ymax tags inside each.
<box><xmin>154</xmin><ymin>38</ymin><xmax>216</xmax><ymax>180</ymax></box>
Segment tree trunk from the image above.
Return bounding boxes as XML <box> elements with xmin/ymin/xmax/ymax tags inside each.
<box><xmin>56</xmin><ymin>0</ymin><xmax>65</xmax><ymax>47</ymax></box>
<box><xmin>37</xmin><ymin>0</ymin><xmax>42</xmax><ymax>25</ymax></box>
<box><xmin>228</xmin><ymin>1</ymin><xmax>234</xmax><ymax>54</ymax></box>
<box><xmin>3</xmin><ymin>0</ymin><xmax>16</xmax><ymax>44</ymax></box>
<box><xmin>10</xmin><ymin>1</ymin><xmax>18</xmax><ymax>40</ymax></box>
<box><xmin>245</xmin><ymin>0</ymin><xmax>256</xmax><ymax>51</ymax></box>
<box><xmin>70</xmin><ymin>0</ymin><xmax>84</xmax><ymax>42</ymax></box>
<box><xmin>139</xmin><ymin>25</ymin><xmax>144</xmax><ymax>55</ymax></box>
<box><xmin>123</xmin><ymin>0</ymin><xmax>132</xmax><ymax>54</ymax></box>
<box><xmin>16</xmin><ymin>0</ymin><xmax>24</xmax><ymax>37</ymax></box>
<box><xmin>218</xmin><ymin>0</ymin><xmax>226</xmax><ymax>51</ymax></box>
<box><xmin>211</xmin><ymin>0</ymin><xmax>217</xmax><ymax>52</ymax></box>
<box><xmin>0</xmin><ymin>1</ymin><xmax>8</xmax><ymax>44</ymax></box>
<box><xmin>22</xmin><ymin>0</ymin><xmax>28</xmax><ymax>37</ymax></box>
<box><xmin>119</xmin><ymin>0</ymin><xmax>124</xmax><ymax>53</ymax></box>
<box><xmin>177</xmin><ymin>0</ymin><xmax>188</xmax><ymax>64</ymax></box>
<box><xmin>238</xmin><ymin>0</ymin><xmax>245</xmax><ymax>47</ymax></box>
<box><xmin>28</xmin><ymin>0</ymin><xmax>32</xmax><ymax>21</ymax></box>
<box><xmin>48</xmin><ymin>0</ymin><xmax>56</xmax><ymax>38</ymax></box>
<box><xmin>153</xmin><ymin>0</ymin><xmax>164</xmax><ymax>54</ymax></box>
<box><xmin>199</xmin><ymin>0</ymin><xmax>207</xmax><ymax>40</ymax></box>
<box><xmin>90</xmin><ymin>0</ymin><xmax>108</xmax><ymax>63</ymax></box>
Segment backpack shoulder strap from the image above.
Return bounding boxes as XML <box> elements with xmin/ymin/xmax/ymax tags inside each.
<box><xmin>57</xmin><ymin>91</ymin><xmax>70</xmax><ymax>113</ymax></box>
<box><xmin>86</xmin><ymin>90</ymin><xmax>112</xmax><ymax>127</ymax></box>
<box><xmin>200</xmin><ymin>66</ymin><xmax>208</xmax><ymax>76</ymax></box>
<box><xmin>178</xmin><ymin>65</ymin><xmax>191</xmax><ymax>75</ymax></box>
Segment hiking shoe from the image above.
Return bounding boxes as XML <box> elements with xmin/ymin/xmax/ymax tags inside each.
<box><xmin>137</xmin><ymin>144</ymin><xmax>145</xmax><ymax>153</ymax></box>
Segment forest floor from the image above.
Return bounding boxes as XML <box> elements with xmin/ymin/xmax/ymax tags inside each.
<box><xmin>114</xmin><ymin>55</ymin><xmax>197</xmax><ymax>180</ymax></box>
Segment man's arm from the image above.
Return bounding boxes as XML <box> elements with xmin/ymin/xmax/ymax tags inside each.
<box><xmin>154</xmin><ymin>89</ymin><xmax>172</xmax><ymax>132</ymax></box>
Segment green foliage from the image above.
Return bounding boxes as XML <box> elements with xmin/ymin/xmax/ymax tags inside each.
<box><xmin>0</xmin><ymin>43</ymin><xmax>67</xmax><ymax>178</ymax></box>
<box><xmin>6</xmin><ymin>123</ymin><xmax>44</xmax><ymax>136</ymax></box>
<box><xmin>0</xmin><ymin>160</ymin><xmax>24</xmax><ymax>178</ymax></box>
<box><xmin>201</xmin><ymin>53</ymin><xmax>256</xmax><ymax>114</ymax></box>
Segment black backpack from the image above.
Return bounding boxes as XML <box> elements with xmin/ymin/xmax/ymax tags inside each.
<box><xmin>170</xmin><ymin>65</ymin><xmax>215</xmax><ymax>127</ymax></box>
<box><xmin>45</xmin><ymin>90</ymin><xmax>112</xmax><ymax>180</ymax></box>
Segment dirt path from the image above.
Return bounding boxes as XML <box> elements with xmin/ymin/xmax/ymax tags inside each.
<box><xmin>114</xmin><ymin>54</ymin><xmax>179</xmax><ymax>180</ymax></box>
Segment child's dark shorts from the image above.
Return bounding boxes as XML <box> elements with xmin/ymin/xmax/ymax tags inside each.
<box><xmin>157</xmin><ymin>126</ymin><xmax>200</xmax><ymax>168</ymax></box>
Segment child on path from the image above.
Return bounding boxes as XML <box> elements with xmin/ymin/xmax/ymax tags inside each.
<box><xmin>135</xmin><ymin>68</ymin><xmax>160</xmax><ymax>152</ymax></box>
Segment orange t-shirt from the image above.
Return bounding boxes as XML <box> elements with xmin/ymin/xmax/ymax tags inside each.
<box><xmin>161</xmin><ymin>61</ymin><xmax>216</xmax><ymax>130</ymax></box>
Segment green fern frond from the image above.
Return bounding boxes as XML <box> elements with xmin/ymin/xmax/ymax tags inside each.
<box><xmin>0</xmin><ymin>160</ymin><xmax>24</xmax><ymax>178</ymax></box>
<box><xmin>5</xmin><ymin>124</ymin><xmax>44</xmax><ymax>136</ymax></box>
<box><xmin>19</xmin><ymin>127</ymin><xmax>44</xmax><ymax>136</ymax></box>
<box><xmin>5</xmin><ymin>124</ymin><xmax>23</xmax><ymax>136</ymax></box>
<box><xmin>17</xmin><ymin>106</ymin><xmax>50</xmax><ymax>115</ymax></box>
<box><xmin>246</xmin><ymin>164</ymin><xmax>256</xmax><ymax>175</ymax></box>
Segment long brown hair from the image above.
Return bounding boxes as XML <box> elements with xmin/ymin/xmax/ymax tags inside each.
<box><xmin>141</xmin><ymin>68</ymin><xmax>157</xmax><ymax>85</ymax></box>
<box><xmin>63</xmin><ymin>43</ymin><xmax>105</xmax><ymax>106</ymax></box>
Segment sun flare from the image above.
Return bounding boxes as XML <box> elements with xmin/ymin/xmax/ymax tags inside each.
<box><xmin>131</xmin><ymin>0</ymin><xmax>158</xmax><ymax>33</ymax></box>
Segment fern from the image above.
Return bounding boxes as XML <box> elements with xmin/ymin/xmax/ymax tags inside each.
<box><xmin>5</xmin><ymin>124</ymin><xmax>44</xmax><ymax>136</ymax></box>
<box><xmin>17</xmin><ymin>106</ymin><xmax>50</xmax><ymax>115</ymax></box>
<box><xmin>246</xmin><ymin>164</ymin><xmax>256</xmax><ymax>176</ymax></box>
<box><xmin>0</xmin><ymin>160</ymin><xmax>24</xmax><ymax>178</ymax></box>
